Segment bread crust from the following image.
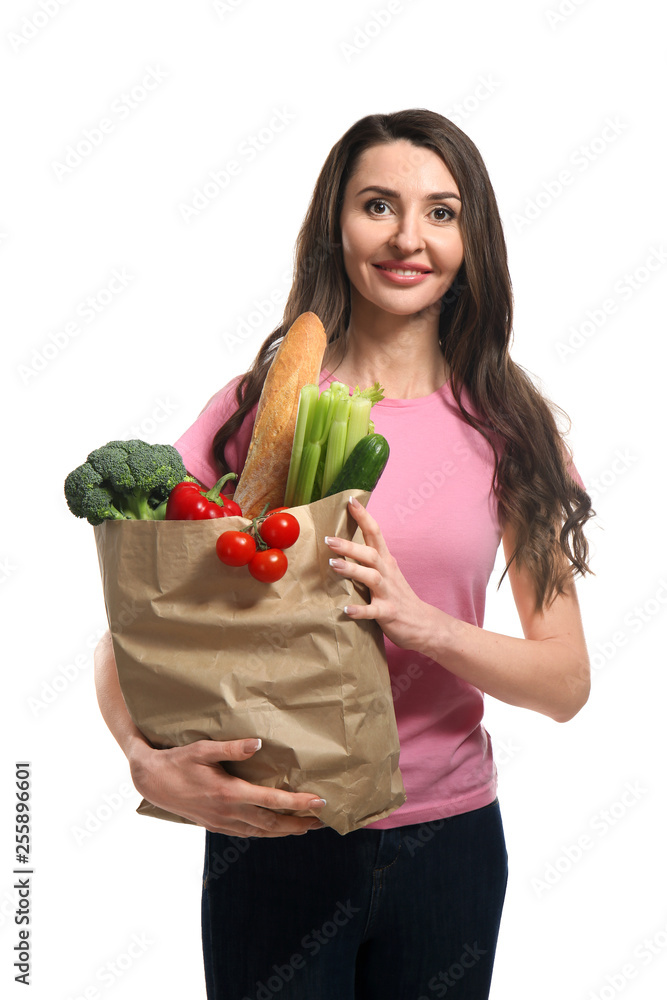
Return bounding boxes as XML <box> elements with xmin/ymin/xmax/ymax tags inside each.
<box><xmin>233</xmin><ymin>312</ymin><xmax>327</xmax><ymax>517</ymax></box>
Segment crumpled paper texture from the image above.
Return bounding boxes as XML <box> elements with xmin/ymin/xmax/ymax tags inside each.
<box><xmin>94</xmin><ymin>489</ymin><xmax>406</xmax><ymax>835</ymax></box>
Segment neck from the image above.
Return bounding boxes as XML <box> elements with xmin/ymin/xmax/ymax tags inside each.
<box><xmin>323</xmin><ymin>293</ymin><xmax>449</xmax><ymax>399</ymax></box>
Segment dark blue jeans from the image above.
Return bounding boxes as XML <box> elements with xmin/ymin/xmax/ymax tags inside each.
<box><xmin>202</xmin><ymin>798</ymin><xmax>508</xmax><ymax>1000</ymax></box>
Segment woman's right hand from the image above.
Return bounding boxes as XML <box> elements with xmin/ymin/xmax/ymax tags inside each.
<box><xmin>128</xmin><ymin>737</ymin><xmax>327</xmax><ymax>838</ymax></box>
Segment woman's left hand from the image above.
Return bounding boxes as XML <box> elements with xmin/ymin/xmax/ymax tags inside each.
<box><xmin>325</xmin><ymin>495</ymin><xmax>429</xmax><ymax>651</ymax></box>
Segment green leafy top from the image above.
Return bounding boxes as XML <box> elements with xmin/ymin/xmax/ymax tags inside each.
<box><xmin>351</xmin><ymin>382</ymin><xmax>384</xmax><ymax>405</ymax></box>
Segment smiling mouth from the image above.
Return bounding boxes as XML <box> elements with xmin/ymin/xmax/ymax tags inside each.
<box><xmin>373</xmin><ymin>265</ymin><xmax>433</xmax><ymax>276</ymax></box>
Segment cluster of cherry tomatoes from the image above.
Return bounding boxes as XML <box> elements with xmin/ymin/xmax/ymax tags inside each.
<box><xmin>215</xmin><ymin>507</ymin><xmax>300</xmax><ymax>583</ymax></box>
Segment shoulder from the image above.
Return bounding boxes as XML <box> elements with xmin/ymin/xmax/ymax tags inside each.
<box><xmin>196</xmin><ymin>375</ymin><xmax>245</xmax><ymax>420</ymax></box>
<box><xmin>173</xmin><ymin>375</ymin><xmax>257</xmax><ymax>488</ymax></box>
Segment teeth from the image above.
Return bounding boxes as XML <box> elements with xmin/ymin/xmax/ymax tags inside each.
<box><xmin>380</xmin><ymin>267</ymin><xmax>425</xmax><ymax>276</ymax></box>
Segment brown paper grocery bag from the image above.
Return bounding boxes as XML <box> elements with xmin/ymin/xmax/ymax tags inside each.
<box><xmin>94</xmin><ymin>489</ymin><xmax>406</xmax><ymax>835</ymax></box>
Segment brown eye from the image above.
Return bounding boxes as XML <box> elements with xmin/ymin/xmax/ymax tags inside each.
<box><xmin>432</xmin><ymin>206</ymin><xmax>455</xmax><ymax>221</ymax></box>
<box><xmin>365</xmin><ymin>199</ymin><xmax>391</xmax><ymax>215</ymax></box>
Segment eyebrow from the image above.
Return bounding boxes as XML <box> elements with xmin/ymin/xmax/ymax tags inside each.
<box><xmin>355</xmin><ymin>185</ymin><xmax>461</xmax><ymax>201</ymax></box>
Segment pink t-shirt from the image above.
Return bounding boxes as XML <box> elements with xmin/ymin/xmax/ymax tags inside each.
<box><xmin>174</xmin><ymin>369</ymin><xmax>577</xmax><ymax>828</ymax></box>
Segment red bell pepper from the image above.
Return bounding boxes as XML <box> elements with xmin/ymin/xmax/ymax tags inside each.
<box><xmin>165</xmin><ymin>473</ymin><xmax>243</xmax><ymax>520</ymax></box>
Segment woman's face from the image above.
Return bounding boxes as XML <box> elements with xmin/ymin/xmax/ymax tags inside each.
<box><xmin>338</xmin><ymin>139</ymin><xmax>464</xmax><ymax>318</ymax></box>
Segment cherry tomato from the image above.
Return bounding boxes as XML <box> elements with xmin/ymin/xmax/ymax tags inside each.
<box><xmin>216</xmin><ymin>530</ymin><xmax>256</xmax><ymax>567</ymax></box>
<box><xmin>248</xmin><ymin>548</ymin><xmax>288</xmax><ymax>583</ymax></box>
<box><xmin>259</xmin><ymin>511</ymin><xmax>300</xmax><ymax>550</ymax></box>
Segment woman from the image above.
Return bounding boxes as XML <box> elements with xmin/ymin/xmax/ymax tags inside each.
<box><xmin>94</xmin><ymin>109</ymin><xmax>593</xmax><ymax>998</ymax></box>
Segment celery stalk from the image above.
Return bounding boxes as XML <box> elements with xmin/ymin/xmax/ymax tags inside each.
<box><xmin>319</xmin><ymin>392</ymin><xmax>337</xmax><ymax>447</ymax></box>
<box><xmin>343</xmin><ymin>395</ymin><xmax>372</xmax><ymax>462</ymax></box>
<box><xmin>312</xmin><ymin>454</ymin><xmax>325</xmax><ymax>502</ymax></box>
<box><xmin>289</xmin><ymin>381</ymin><xmax>383</xmax><ymax>505</ymax></box>
<box><xmin>306</xmin><ymin>391</ymin><xmax>335</xmax><ymax>502</ymax></box>
<box><xmin>284</xmin><ymin>383</ymin><xmax>319</xmax><ymax>506</ymax></box>
<box><xmin>293</xmin><ymin>441</ymin><xmax>321</xmax><ymax>505</ymax></box>
<box><xmin>329</xmin><ymin>381</ymin><xmax>351</xmax><ymax>400</ymax></box>
<box><xmin>312</xmin><ymin>387</ymin><xmax>346</xmax><ymax>497</ymax></box>
<box><xmin>308</xmin><ymin>389</ymin><xmax>332</xmax><ymax>445</ymax></box>
<box><xmin>321</xmin><ymin>396</ymin><xmax>351</xmax><ymax>496</ymax></box>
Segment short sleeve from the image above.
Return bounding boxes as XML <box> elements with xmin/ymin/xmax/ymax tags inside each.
<box><xmin>173</xmin><ymin>376</ymin><xmax>257</xmax><ymax>489</ymax></box>
<box><xmin>568</xmin><ymin>462</ymin><xmax>585</xmax><ymax>491</ymax></box>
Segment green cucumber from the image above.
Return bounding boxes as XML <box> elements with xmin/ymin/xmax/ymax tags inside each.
<box><xmin>323</xmin><ymin>433</ymin><xmax>389</xmax><ymax>497</ymax></box>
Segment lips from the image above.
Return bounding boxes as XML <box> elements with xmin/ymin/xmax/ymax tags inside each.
<box><xmin>371</xmin><ymin>261</ymin><xmax>433</xmax><ymax>286</ymax></box>
<box><xmin>373</xmin><ymin>260</ymin><xmax>433</xmax><ymax>274</ymax></box>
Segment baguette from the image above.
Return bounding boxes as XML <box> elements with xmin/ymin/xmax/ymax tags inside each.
<box><xmin>233</xmin><ymin>312</ymin><xmax>327</xmax><ymax>517</ymax></box>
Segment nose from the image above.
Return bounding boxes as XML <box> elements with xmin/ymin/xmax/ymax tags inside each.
<box><xmin>388</xmin><ymin>211</ymin><xmax>425</xmax><ymax>254</ymax></box>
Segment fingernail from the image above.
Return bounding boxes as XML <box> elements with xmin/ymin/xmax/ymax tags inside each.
<box><xmin>329</xmin><ymin>558</ymin><xmax>343</xmax><ymax>569</ymax></box>
<box><xmin>242</xmin><ymin>738</ymin><xmax>262</xmax><ymax>752</ymax></box>
<box><xmin>348</xmin><ymin>495</ymin><xmax>361</xmax><ymax>508</ymax></box>
<box><xmin>309</xmin><ymin>798</ymin><xmax>327</xmax><ymax>807</ymax></box>
<box><xmin>324</xmin><ymin>535</ymin><xmax>339</xmax><ymax>547</ymax></box>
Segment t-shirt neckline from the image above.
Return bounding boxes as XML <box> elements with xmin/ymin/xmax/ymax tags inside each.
<box><xmin>319</xmin><ymin>368</ymin><xmax>451</xmax><ymax>407</ymax></box>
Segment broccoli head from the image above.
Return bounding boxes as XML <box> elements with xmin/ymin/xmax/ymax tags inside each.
<box><xmin>64</xmin><ymin>440</ymin><xmax>186</xmax><ymax>525</ymax></box>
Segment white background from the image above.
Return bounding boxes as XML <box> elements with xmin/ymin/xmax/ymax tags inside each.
<box><xmin>2</xmin><ymin>1</ymin><xmax>666</xmax><ymax>998</ymax></box>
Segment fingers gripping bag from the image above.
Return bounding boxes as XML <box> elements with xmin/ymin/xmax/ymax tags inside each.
<box><xmin>94</xmin><ymin>488</ymin><xmax>406</xmax><ymax>836</ymax></box>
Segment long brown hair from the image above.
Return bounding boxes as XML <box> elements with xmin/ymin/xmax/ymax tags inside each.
<box><xmin>212</xmin><ymin>109</ymin><xmax>594</xmax><ymax>611</ymax></box>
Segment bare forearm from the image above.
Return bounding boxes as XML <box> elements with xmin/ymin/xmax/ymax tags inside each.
<box><xmin>416</xmin><ymin>604</ymin><xmax>590</xmax><ymax>723</ymax></box>
<box><xmin>93</xmin><ymin>632</ymin><xmax>152</xmax><ymax>763</ymax></box>
<box><xmin>328</xmin><ymin>497</ymin><xmax>591</xmax><ymax>724</ymax></box>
